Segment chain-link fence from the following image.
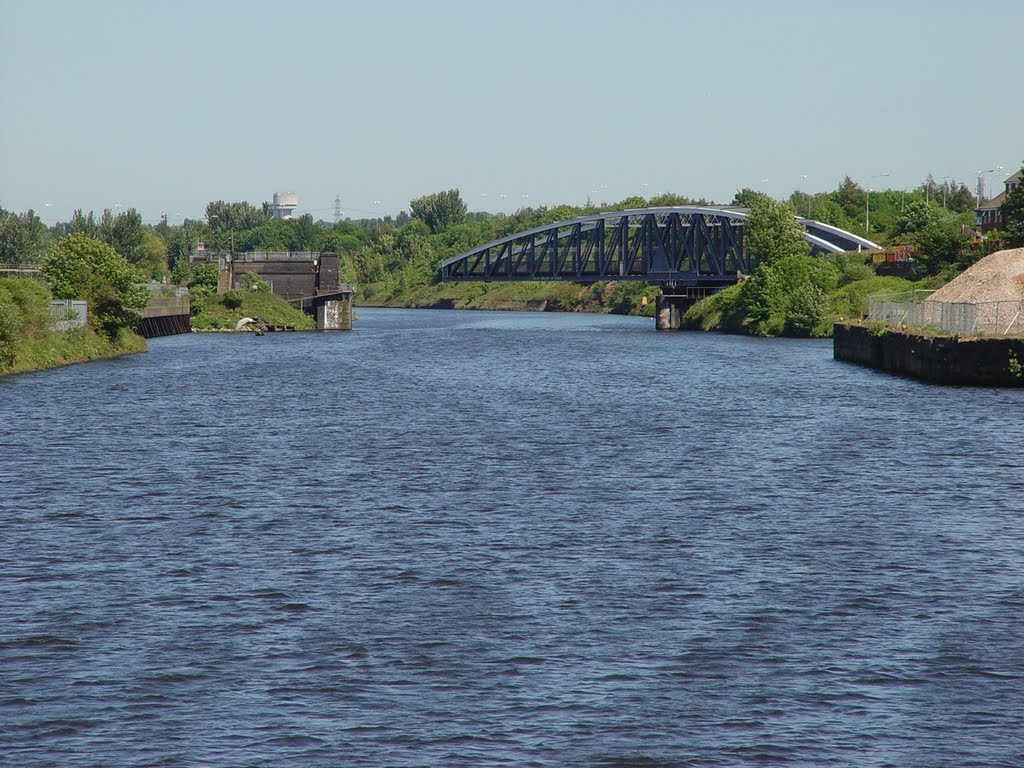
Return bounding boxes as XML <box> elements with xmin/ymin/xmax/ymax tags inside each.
<box><xmin>868</xmin><ymin>291</ymin><xmax>1024</xmax><ymax>336</ymax></box>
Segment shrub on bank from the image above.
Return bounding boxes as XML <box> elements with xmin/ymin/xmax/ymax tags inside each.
<box><xmin>362</xmin><ymin>278</ymin><xmax>658</xmax><ymax>316</ymax></box>
<box><xmin>0</xmin><ymin>277</ymin><xmax>146</xmax><ymax>376</ymax></box>
<box><xmin>43</xmin><ymin>234</ymin><xmax>149</xmax><ymax>338</ymax></box>
<box><xmin>827</xmin><ymin>275</ymin><xmax>917</xmax><ymax>322</ymax></box>
<box><xmin>679</xmin><ymin>283</ymin><xmax>747</xmax><ymax>332</ymax></box>
<box><xmin>682</xmin><ymin>269</ymin><xmax>929</xmax><ymax>338</ymax></box>
<box><xmin>190</xmin><ymin>291</ymin><xmax>315</xmax><ymax>330</ymax></box>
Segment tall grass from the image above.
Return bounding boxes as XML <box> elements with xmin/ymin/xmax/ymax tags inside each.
<box><xmin>0</xmin><ymin>277</ymin><xmax>146</xmax><ymax>376</ymax></box>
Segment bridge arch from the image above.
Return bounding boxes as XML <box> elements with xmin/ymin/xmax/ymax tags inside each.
<box><xmin>439</xmin><ymin>206</ymin><xmax>879</xmax><ymax>285</ymax></box>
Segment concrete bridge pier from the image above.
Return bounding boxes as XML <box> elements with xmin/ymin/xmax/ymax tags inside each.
<box><xmin>655</xmin><ymin>293</ymin><xmax>691</xmax><ymax>331</ymax></box>
<box><xmin>313</xmin><ymin>291</ymin><xmax>353</xmax><ymax>330</ymax></box>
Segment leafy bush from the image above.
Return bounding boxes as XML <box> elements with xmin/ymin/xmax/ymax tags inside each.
<box><xmin>606</xmin><ymin>281</ymin><xmax>656</xmax><ymax>316</ymax></box>
<box><xmin>0</xmin><ymin>292</ymin><xmax>18</xmax><ymax>366</ymax></box>
<box><xmin>43</xmin><ymin>234</ymin><xmax>148</xmax><ymax>337</ymax></box>
<box><xmin>784</xmin><ymin>282</ymin><xmax>830</xmax><ymax>337</ymax></box>
<box><xmin>170</xmin><ymin>259</ymin><xmax>193</xmax><ymax>287</ymax></box>
<box><xmin>739</xmin><ymin>254</ymin><xmax>839</xmax><ymax>336</ymax></box>
<box><xmin>190</xmin><ymin>263</ymin><xmax>220</xmax><ymax>291</ymax></box>
<box><xmin>681</xmin><ymin>283</ymin><xmax>746</xmax><ymax>332</ymax></box>
<box><xmin>238</xmin><ymin>272</ymin><xmax>271</xmax><ymax>293</ymax></box>
<box><xmin>828</xmin><ymin>275</ymin><xmax>916</xmax><ymax>321</ymax></box>
<box><xmin>0</xmin><ymin>277</ymin><xmax>51</xmax><ymax>336</ymax></box>
<box><xmin>914</xmin><ymin>218</ymin><xmax>970</xmax><ymax>275</ymax></box>
<box><xmin>222</xmin><ymin>290</ymin><xmax>244</xmax><ymax>309</ymax></box>
<box><xmin>826</xmin><ymin>252</ymin><xmax>875</xmax><ymax>285</ymax></box>
<box><xmin>189</xmin><ymin>291</ymin><xmax>314</xmax><ymax>331</ymax></box>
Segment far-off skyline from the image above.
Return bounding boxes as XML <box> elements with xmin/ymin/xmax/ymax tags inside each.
<box><xmin>2</xmin><ymin>0</ymin><xmax>1021</xmax><ymax>225</ymax></box>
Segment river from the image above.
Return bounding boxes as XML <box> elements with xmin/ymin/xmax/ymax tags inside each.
<box><xmin>2</xmin><ymin>308</ymin><xmax>1023</xmax><ymax>767</ymax></box>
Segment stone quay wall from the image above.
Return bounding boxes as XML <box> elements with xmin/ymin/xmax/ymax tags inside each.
<box><xmin>833</xmin><ymin>323</ymin><xmax>1024</xmax><ymax>387</ymax></box>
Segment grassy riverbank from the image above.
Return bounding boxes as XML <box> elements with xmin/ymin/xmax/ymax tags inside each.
<box><xmin>0</xmin><ymin>278</ymin><xmax>146</xmax><ymax>377</ymax></box>
<box><xmin>681</xmin><ymin>274</ymin><xmax>921</xmax><ymax>336</ymax></box>
<box><xmin>189</xmin><ymin>290</ymin><xmax>315</xmax><ymax>331</ymax></box>
<box><xmin>359</xmin><ymin>280</ymin><xmax>659</xmax><ymax>317</ymax></box>
<box><xmin>358</xmin><ymin>270</ymin><xmax>932</xmax><ymax>338</ymax></box>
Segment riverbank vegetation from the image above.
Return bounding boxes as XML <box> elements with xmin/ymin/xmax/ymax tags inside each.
<box><xmin>680</xmin><ymin>197</ymin><xmax>927</xmax><ymax>337</ymax></box>
<box><xmin>2</xmin><ymin>164</ymin><xmax>1020</xmax><ymax>343</ymax></box>
<box><xmin>184</xmin><ymin>267</ymin><xmax>314</xmax><ymax>330</ymax></box>
<box><xmin>0</xmin><ymin>234</ymin><xmax>150</xmax><ymax>376</ymax></box>
<box><xmin>0</xmin><ymin>276</ymin><xmax>144</xmax><ymax>376</ymax></box>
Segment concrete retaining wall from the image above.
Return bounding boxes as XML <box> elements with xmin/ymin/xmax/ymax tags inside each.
<box><xmin>232</xmin><ymin>262</ymin><xmax>316</xmax><ymax>301</ymax></box>
<box><xmin>833</xmin><ymin>323</ymin><xmax>1024</xmax><ymax>387</ymax></box>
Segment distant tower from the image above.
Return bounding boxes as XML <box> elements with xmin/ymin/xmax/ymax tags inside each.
<box><xmin>334</xmin><ymin>195</ymin><xmax>342</xmax><ymax>225</ymax></box>
<box><xmin>272</xmin><ymin>192</ymin><xmax>299</xmax><ymax>220</ymax></box>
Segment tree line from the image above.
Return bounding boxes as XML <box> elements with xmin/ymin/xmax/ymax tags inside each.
<box><xmin>2</xmin><ymin>169</ymin><xmax>1022</xmax><ymax>301</ymax></box>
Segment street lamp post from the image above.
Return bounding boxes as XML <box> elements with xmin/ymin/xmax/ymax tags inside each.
<box><xmin>976</xmin><ymin>167</ymin><xmax>1004</xmax><ymax>207</ymax></box>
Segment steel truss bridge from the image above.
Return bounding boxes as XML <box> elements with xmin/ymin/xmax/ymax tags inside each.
<box><xmin>439</xmin><ymin>206</ymin><xmax>880</xmax><ymax>286</ymax></box>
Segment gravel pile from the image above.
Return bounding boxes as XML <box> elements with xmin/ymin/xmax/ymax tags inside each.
<box><xmin>928</xmin><ymin>247</ymin><xmax>1024</xmax><ymax>304</ymax></box>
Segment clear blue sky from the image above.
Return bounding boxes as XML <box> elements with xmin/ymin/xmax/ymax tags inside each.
<box><xmin>2</xmin><ymin>0</ymin><xmax>1021</xmax><ymax>225</ymax></box>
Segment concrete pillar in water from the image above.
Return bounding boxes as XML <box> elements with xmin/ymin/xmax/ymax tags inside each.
<box><xmin>315</xmin><ymin>294</ymin><xmax>353</xmax><ymax>330</ymax></box>
<box><xmin>655</xmin><ymin>294</ymin><xmax>685</xmax><ymax>331</ymax></box>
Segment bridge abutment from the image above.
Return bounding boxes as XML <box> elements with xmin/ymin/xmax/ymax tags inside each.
<box><xmin>656</xmin><ymin>294</ymin><xmax>681</xmax><ymax>330</ymax></box>
<box><xmin>655</xmin><ymin>293</ymin><xmax>699</xmax><ymax>330</ymax></box>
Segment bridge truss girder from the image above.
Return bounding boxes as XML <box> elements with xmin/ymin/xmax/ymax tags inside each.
<box><xmin>441</xmin><ymin>210</ymin><xmax>749</xmax><ymax>285</ymax></box>
<box><xmin>440</xmin><ymin>206</ymin><xmax>881</xmax><ymax>287</ymax></box>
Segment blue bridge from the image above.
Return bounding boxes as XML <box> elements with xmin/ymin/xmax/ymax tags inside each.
<box><xmin>440</xmin><ymin>206</ymin><xmax>879</xmax><ymax>287</ymax></box>
<box><xmin>438</xmin><ymin>206</ymin><xmax>880</xmax><ymax>329</ymax></box>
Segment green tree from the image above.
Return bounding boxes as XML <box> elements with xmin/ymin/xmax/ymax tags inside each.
<box><xmin>189</xmin><ymin>263</ymin><xmax>221</xmax><ymax>292</ymax></box>
<box><xmin>167</xmin><ymin>226</ymin><xmax>201</xmax><ymax>278</ymax></box>
<box><xmin>917</xmin><ymin>174</ymin><xmax>940</xmax><ymax>206</ymax></box>
<box><xmin>614</xmin><ymin>195</ymin><xmax>648</xmax><ymax>210</ymax></box>
<box><xmin>67</xmin><ymin>209</ymin><xmax>100</xmax><ymax>239</ymax></box>
<box><xmin>170</xmin><ymin>258</ymin><xmax>193</xmax><ymax>287</ymax></box>
<box><xmin>914</xmin><ymin>218</ymin><xmax>970</xmax><ymax>275</ymax></box>
<box><xmin>43</xmin><ymin>234</ymin><xmax>148</xmax><ymax>336</ymax></box>
<box><xmin>649</xmin><ymin>192</ymin><xmax>704</xmax><ymax>207</ymax></box>
<box><xmin>941</xmin><ymin>180</ymin><xmax>976</xmax><ymax>213</ymax></box>
<box><xmin>808</xmin><ymin>198</ymin><xmax>850</xmax><ymax>229</ymax></box>
<box><xmin>745</xmin><ymin>196</ymin><xmax>809</xmax><ymax>268</ymax></box>
<box><xmin>205</xmin><ymin>200</ymin><xmax>271</xmax><ymax>234</ymax></box>
<box><xmin>410</xmin><ymin>189</ymin><xmax>467</xmax><ymax>234</ymax></box>
<box><xmin>789</xmin><ymin>191</ymin><xmax>814</xmax><ymax>218</ymax></box>
<box><xmin>834</xmin><ymin>176</ymin><xmax>865</xmax><ymax>220</ymax></box>
<box><xmin>784</xmin><ymin>282</ymin><xmax>830</xmax><ymax>337</ymax></box>
<box><xmin>288</xmin><ymin>213</ymin><xmax>319</xmax><ymax>251</ymax></box>
<box><xmin>739</xmin><ymin>253</ymin><xmax>838</xmax><ymax>336</ymax></box>
<box><xmin>731</xmin><ymin>188</ymin><xmax>770</xmax><ymax>208</ymax></box>
<box><xmin>1000</xmin><ymin>165</ymin><xmax>1024</xmax><ymax>247</ymax></box>
<box><xmin>0</xmin><ymin>208</ymin><xmax>48</xmax><ymax>266</ymax></box>
<box><xmin>138</xmin><ymin>229</ymin><xmax>168</xmax><ymax>278</ymax></box>
<box><xmin>96</xmin><ymin>207</ymin><xmax>145</xmax><ymax>265</ymax></box>
<box><xmin>894</xmin><ymin>199</ymin><xmax>941</xmax><ymax>236</ymax></box>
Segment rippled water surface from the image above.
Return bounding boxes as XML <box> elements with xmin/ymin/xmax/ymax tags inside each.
<box><xmin>2</xmin><ymin>308</ymin><xmax>1024</xmax><ymax>767</ymax></box>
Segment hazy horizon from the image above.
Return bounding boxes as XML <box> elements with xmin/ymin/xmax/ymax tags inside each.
<box><xmin>2</xmin><ymin>0</ymin><xmax>1021</xmax><ymax>226</ymax></box>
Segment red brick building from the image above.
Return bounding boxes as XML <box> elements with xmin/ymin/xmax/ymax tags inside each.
<box><xmin>976</xmin><ymin>169</ymin><xmax>1022</xmax><ymax>234</ymax></box>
